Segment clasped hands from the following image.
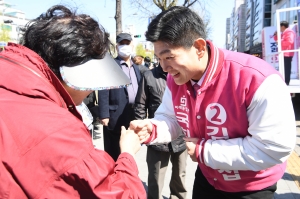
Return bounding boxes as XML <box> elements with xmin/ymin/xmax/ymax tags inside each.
<box><xmin>127</xmin><ymin>120</ymin><xmax>200</xmax><ymax>162</ymax></box>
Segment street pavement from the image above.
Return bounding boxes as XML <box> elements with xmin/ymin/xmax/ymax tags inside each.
<box><xmin>275</xmin><ymin>97</ymin><xmax>300</xmax><ymax>199</ymax></box>
<box><xmin>93</xmin><ymin>96</ymin><xmax>300</xmax><ymax>199</ymax></box>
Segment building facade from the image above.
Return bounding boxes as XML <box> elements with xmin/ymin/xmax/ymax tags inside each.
<box><xmin>238</xmin><ymin>3</ymin><xmax>247</xmax><ymax>52</ymax></box>
<box><xmin>0</xmin><ymin>0</ymin><xmax>29</xmax><ymax>44</ymax></box>
<box><xmin>226</xmin><ymin>0</ymin><xmax>297</xmax><ymax>56</ymax></box>
<box><xmin>272</xmin><ymin>0</ymin><xmax>298</xmax><ymax>26</ymax></box>
<box><xmin>228</xmin><ymin>0</ymin><xmax>246</xmax><ymax>52</ymax></box>
<box><xmin>244</xmin><ymin>0</ymin><xmax>272</xmax><ymax>56</ymax></box>
<box><xmin>225</xmin><ymin>18</ymin><xmax>231</xmax><ymax>49</ymax></box>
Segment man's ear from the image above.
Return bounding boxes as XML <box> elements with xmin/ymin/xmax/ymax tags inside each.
<box><xmin>193</xmin><ymin>38</ymin><xmax>206</xmax><ymax>58</ymax></box>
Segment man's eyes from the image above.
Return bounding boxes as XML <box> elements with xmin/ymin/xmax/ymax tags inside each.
<box><xmin>157</xmin><ymin>56</ymin><xmax>175</xmax><ymax>61</ymax></box>
<box><xmin>166</xmin><ymin>56</ymin><xmax>175</xmax><ymax>60</ymax></box>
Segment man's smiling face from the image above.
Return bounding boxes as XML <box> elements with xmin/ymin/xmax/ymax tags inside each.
<box><xmin>154</xmin><ymin>41</ymin><xmax>204</xmax><ymax>85</ymax></box>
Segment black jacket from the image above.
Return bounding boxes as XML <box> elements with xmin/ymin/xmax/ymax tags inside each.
<box><xmin>137</xmin><ymin>64</ymin><xmax>149</xmax><ymax>74</ymax></box>
<box><xmin>134</xmin><ymin>65</ymin><xmax>186</xmax><ymax>152</ymax></box>
<box><xmin>98</xmin><ymin>57</ymin><xmax>142</xmax><ymax>133</ymax></box>
<box><xmin>83</xmin><ymin>91</ymin><xmax>99</xmax><ymax>120</ymax></box>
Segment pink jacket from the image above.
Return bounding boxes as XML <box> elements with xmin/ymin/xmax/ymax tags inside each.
<box><xmin>147</xmin><ymin>41</ymin><xmax>295</xmax><ymax>192</ymax></box>
<box><xmin>274</xmin><ymin>28</ymin><xmax>296</xmax><ymax>57</ymax></box>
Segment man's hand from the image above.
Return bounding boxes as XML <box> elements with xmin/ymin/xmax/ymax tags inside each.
<box><xmin>129</xmin><ymin>119</ymin><xmax>153</xmax><ymax>143</ymax></box>
<box><xmin>183</xmin><ymin>137</ymin><xmax>199</xmax><ymax>162</ymax></box>
<box><xmin>119</xmin><ymin>126</ymin><xmax>141</xmax><ymax>156</ymax></box>
<box><xmin>100</xmin><ymin>118</ymin><xmax>109</xmax><ymax>126</ymax></box>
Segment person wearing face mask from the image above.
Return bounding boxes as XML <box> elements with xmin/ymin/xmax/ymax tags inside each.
<box><xmin>97</xmin><ymin>33</ymin><xmax>143</xmax><ymax>161</ymax></box>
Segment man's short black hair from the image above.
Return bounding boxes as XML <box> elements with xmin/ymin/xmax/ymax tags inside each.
<box><xmin>146</xmin><ymin>6</ymin><xmax>206</xmax><ymax>49</ymax></box>
<box><xmin>22</xmin><ymin>5</ymin><xmax>110</xmax><ymax>79</ymax></box>
<box><xmin>144</xmin><ymin>56</ymin><xmax>151</xmax><ymax>63</ymax></box>
<box><xmin>280</xmin><ymin>21</ymin><xmax>289</xmax><ymax>28</ymax></box>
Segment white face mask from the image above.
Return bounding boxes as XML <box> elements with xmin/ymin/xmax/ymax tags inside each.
<box><xmin>118</xmin><ymin>45</ymin><xmax>132</xmax><ymax>57</ymax></box>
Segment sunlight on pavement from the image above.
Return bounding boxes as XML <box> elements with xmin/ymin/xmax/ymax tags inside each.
<box><xmin>287</xmin><ymin>151</ymin><xmax>300</xmax><ymax>190</ymax></box>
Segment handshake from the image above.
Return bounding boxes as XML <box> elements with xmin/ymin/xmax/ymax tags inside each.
<box><xmin>129</xmin><ymin>119</ymin><xmax>153</xmax><ymax>143</ymax></box>
<box><xmin>119</xmin><ymin>119</ymin><xmax>199</xmax><ymax>162</ymax></box>
<box><xmin>119</xmin><ymin>120</ymin><xmax>153</xmax><ymax>156</ymax></box>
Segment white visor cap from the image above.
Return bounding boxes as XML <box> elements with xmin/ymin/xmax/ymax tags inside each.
<box><xmin>60</xmin><ymin>53</ymin><xmax>130</xmax><ymax>90</ymax></box>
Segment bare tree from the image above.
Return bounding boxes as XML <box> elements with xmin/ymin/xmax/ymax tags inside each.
<box><xmin>128</xmin><ymin>0</ymin><xmax>213</xmax><ymax>38</ymax></box>
<box><xmin>202</xmin><ymin>13</ymin><xmax>212</xmax><ymax>39</ymax></box>
<box><xmin>152</xmin><ymin>0</ymin><xmax>199</xmax><ymax>11</ymax></box>
<box><xmin>115</xmin><ymin>0</ymin><xmax>122</xmax><ymax>35</ymax></box>
<box><xmin>129</xmin><ymin>0</ymin><xmax>211</xmax><ymax>15</ymax></box>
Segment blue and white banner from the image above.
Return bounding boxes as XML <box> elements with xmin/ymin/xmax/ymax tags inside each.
<box><xmin>262</xmin><ymin>26</ymin><xmax>279</xmax><ymax>70</ymax></box>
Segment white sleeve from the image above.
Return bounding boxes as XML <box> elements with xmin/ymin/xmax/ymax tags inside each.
<box><xmin>203</xmin><ymin>74</ymin><xmax>296</xmax><ymax>171</ymax></box>
<box><xmin>149</xmin><ymin>86</ymin><xmax>183</xmax><ymax>144</ymax></box>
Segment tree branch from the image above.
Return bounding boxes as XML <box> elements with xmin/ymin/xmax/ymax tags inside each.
<box><xmin>162</xmin><ymin>0</ymin><xmax>167</xmax><ymax>11</ymax></box>
<box><xmin>183</xmin><ymin>0</ymin><xmax>198</xmax><ymax>7</ymax></box>
<box><xmin>132</xmin><ymin>0</ymin><xmax>157</xmax><ymax>16</ymax></box>
<box><xmin>167</xmin><ymin>0</ymin><xmax>178</xmax><ymax>10</ymax></box>
<box><xmin>153</xmin><ymin>0</ymin><xmax>162</xmax><ymax>9</ymax></box>
<box><xmin>182</xmin><ymin>0</ymin><xmax>189</xmax><ymax>7</ymax></box>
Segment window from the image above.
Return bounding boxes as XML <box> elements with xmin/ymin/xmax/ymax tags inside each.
<box><xmin>289</xmin><ymin>0</ymin><xmax>297</xmax><ymax>23</ymax></box>
<box><xmin>274</xmin><ymin>0</ymin><xmax>281</xmax><ymax>4</ymax></box>
<box><xmin>264</xmin><ymin>19</ymin><xmax>271</xmax><ymax>27</ymax></box>
<box><xmin>279</xmin><ymin>3</ymin><xmax>287</xmax><ymax>21</ymax></box>
<box><xmin>265</xmin><ymin>5</ymin><xmax>271</xmax><ymax>12</ymax></box>
<box><xmin>265</xmin><ymin>13</ymin><xmax>271</xmax><ymax>18</ymax></box>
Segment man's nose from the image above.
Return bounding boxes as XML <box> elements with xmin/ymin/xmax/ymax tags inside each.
<box><xmin>160</xmin><ymin>62</ymin><xmax>169</xmax><ymax>72</ymax></box>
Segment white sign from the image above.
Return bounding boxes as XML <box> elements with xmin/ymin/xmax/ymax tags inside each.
<box><xmin>262</xmin><ymin>26</ymin><xmax>279</xmax><ymax>70</ymax></box>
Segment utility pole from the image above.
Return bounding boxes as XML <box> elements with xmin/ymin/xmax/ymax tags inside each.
<box><xmin>115</xmin><ymin>0</ymin><xmax>122</xmax><ymax>35</ymax></box>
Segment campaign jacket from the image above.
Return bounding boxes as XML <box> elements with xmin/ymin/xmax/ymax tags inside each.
<box><xmin>146</xmin><ymin>41</ymin><xmax>295</xmax><ymax>192</ymax></box>
<box><xmin>0</xmin><ymin>43</ymin><xmax>146</xmax><ymax>199</ymax></box>
<box><xmin>134</xmin><ymin>65</ymin><xmax>186</xmax><ymax>153</ymax></box>
<box><xmin>274</xmin><ymin>28</ymin><xmax>296</xmax><ymax>57</ymax></box>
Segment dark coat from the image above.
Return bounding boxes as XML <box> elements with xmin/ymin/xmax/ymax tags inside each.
<box><xmin>98</xmin><ymin>57</ymin><xmax>142</xmax><ymax>133</ymax></box>
<box><xmin>134</xmin><ymin>65</ymin><xmax>186</xmax><ymax>153</ymax></box>
<box><xmin>83</xmin><ymin>92</ymin><xmax>96</xmax><ymax>109</ymax></box>
<box><xmin>137</xmin><ymin>64</ymin><xmax>149</xmax><ymax>74</ymax></box>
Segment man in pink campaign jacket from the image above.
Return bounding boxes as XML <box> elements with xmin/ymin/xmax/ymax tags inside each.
<box><xmin>274</xmin><ymin>21</ymin><xmax>296</xmax><ymax>85</ymax></box>
<box><xmin>130</xmin><ymin>6</ymin><xmax>296</xmax><ymax>199</ymax></box>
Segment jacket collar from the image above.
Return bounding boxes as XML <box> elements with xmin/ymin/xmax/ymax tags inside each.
<box><xmin>199</xmin><ymin>40</ymin><xmax>224</xmax><ymax>89</ymax></box>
